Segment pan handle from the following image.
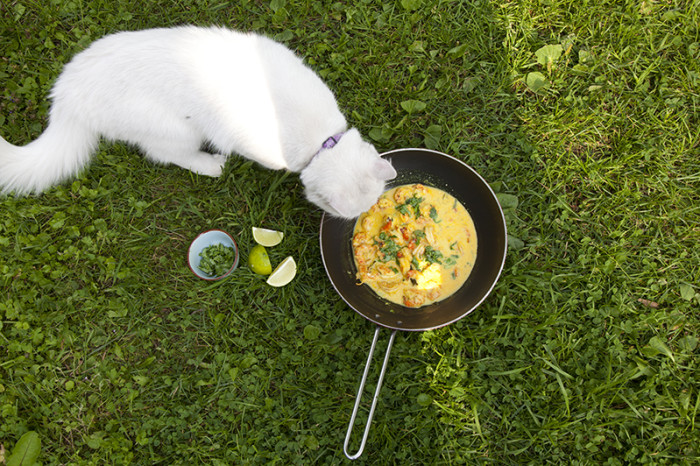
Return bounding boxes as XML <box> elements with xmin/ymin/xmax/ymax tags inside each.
<box><xmin>343</xmin><ymin>326</ymin><xmax>397</xmax><ymax>460</ymax></box>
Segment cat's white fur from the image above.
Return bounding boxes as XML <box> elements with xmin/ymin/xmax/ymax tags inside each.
<box><xmin>0</xmin><ymin>26</ymin><xmax>396</xmax><ymax>218</ymax></box>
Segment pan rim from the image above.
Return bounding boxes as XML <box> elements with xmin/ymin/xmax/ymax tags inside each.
<box><xmin>320</xmin><ymin>148</ymin><xmax>508</xmax><ymax>332</ymax></box>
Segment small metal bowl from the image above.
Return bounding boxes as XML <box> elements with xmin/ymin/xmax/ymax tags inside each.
<box><xmin>187</xmin><ymin>229</ymin><xmax>239</xmax><ymax>280</ymax></box>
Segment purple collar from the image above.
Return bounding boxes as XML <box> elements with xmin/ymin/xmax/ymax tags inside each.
<box><xmin>307</xmin><ymin>132</ymin><xmax>346</xmax><ymax>167</ymax></box>
<box><xmin>321</xmin><ymin>132</ymin><xmax>345</xmax><ymax>150</ymax></box>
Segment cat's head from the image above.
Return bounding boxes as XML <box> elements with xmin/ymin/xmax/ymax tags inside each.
<box><xmin>300</xmin><ymin>128</ymin><xmax>397</xmax><ymax>218</ymax></box>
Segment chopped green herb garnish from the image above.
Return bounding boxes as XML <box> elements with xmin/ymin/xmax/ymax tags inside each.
<box><xmin>429</xmin><ymin>206</ymin><xmax>440</xmax><ymax>223</ymax></box>
<box><xmin>411</xmin><ymin>257</ymin><xmax>421</xmax><ymax>270</ymax></box>
<box><xmin>407</xmin><ymin>196</ymin><xmax>424</xmax><ymax>217</ymax></box>
<box><xmin>424</xmin><ymin>245</ymin><xmax>444</xmax><ymax>264</ymax></box>
<box><xmin>375</xmin><ymin>232</ymin><xmax>401</xmax><ymax>262</ymax></box>
<box><xmin>199</xmin><ymin>243</ymin><xmax>236</xmax><ymax>277</ymax></box>
<box><xmin>397</xmin><ymin>195</ymin><xmax>424</xmax><ymax>218</ymax></box>
<box><xmin>444</xmin><ymin>255</ymin><xmax>459</xmax><ymax>266</ymax></box>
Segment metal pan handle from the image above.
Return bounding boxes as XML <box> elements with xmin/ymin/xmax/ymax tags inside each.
<box><xmin>343</xmin><ymin>326</ymin><xmax>397</xmax><ymax>460</ymax></box>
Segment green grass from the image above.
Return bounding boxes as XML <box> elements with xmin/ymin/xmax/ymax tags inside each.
<box><xmin>1</xmin><ymin>0</ymin><xmax>699</xmax><ymax>464</ymax></box>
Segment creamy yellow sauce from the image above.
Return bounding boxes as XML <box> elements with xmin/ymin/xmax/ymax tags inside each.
<box><xmin>352</xmin><ymin>184</ymin><xmax>477</xmax><ymax>308</ymax></box>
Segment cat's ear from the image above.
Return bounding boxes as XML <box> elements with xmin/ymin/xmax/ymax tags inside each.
<box><xmin>374</xmin><ymin>159</ymin><xmax>397</xmax><ymax>181</ymax></box>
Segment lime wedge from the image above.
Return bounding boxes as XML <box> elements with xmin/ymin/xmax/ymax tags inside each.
<box><xmin>248</xmin><ymin>244</ymin><xmax>272</xmax><ymax>275</ymax></box>
<box><xmin>252</xmin><ymin>227</ymin><xmax>284</xmax><ymax>247</ymax></box>
<box><xmin>266</xmin><ymin>256</ymin><xmax>296</xmax><ymax>287</ymax></box>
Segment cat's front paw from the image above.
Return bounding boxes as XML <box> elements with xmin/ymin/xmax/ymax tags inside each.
<box><xmin>192</xmin><ymin>152</ymin><xmax>227</xmax><ymax>177</ymax></box>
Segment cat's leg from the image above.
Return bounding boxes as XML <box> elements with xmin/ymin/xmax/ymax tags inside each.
<box><xmin>139</xmin><ymin>135</ymin><xmax>227</xmax><ymax>177</ymax></box>
<box><xmin>173</xmin><ymin>150</ymin><xmax>227</xmax><ymax>177</ymax></box>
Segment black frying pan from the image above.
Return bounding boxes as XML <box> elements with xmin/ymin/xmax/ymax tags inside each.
<box><xmin>320</xmin><ymin>148</ymin><xmax>508</xmax><ymax>459</ymax></box>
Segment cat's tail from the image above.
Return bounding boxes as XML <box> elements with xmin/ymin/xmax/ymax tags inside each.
<box><xmin>0</xmin><ymin>117</ymin><xmax>97</xmax><ymax>195</ymax></box>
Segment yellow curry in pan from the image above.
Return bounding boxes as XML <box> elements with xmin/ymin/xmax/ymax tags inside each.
<box><xmin>352</xmin><ymin>184</ymin><xmax>477</xmax><ymax>308</ymax></box>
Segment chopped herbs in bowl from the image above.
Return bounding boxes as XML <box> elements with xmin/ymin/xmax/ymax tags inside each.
<box><xmin>198</xmin><ymin>243</ymin><xmax>237</xmax><ymax>278</ymax></box>
<box><xmin>188</xmin><ymin>230</ymin><xmax>239</xmax><ymax>280</ymax></box>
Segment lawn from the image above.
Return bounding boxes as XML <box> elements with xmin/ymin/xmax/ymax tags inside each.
<box><xmin>1</xmin><ymin>0</ymin><xmax>698</xmax><ymax>464</ymax></box>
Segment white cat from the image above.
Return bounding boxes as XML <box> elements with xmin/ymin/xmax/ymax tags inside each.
<box><xmin>0</xmin><ymin>26</ymin><xmax>396</xmax><ymax>218</ymax></box>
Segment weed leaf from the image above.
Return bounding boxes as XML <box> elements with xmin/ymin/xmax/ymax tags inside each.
<box><xmin>274</xmin><ymin>30</ymin><xmax>294</xmax><ymax>42</ymax></box>
<box><xmin>303</xmin><ymin>325</ymin><xmax>321</xmax><ymax>340</ymax></box>
<box><xmin>304</xmin><ymin>435</ymin><xmax>320</xmax><ymax>450</ymax></box>
<box><xmin>507</xmin><ymin>235</ymin><xmax>525</xmax><ymax>250</ymax></box>
<box><xmin>369</xmin><ymin>126</ymin><xmax>393</xmax><ymax>143</ymax></box>
<box><xmin>269</xmin><ymin>0</ymin><xmax>286</xmax><ymax>12</ymax></box>
<box><xmin>7</xmin><ymin>431</ymin><xmax>41</xmax><ymax>466</ymax></box>
<box><xmin>408</xmin><ymin>40</ymin><xmax>426</xmax><ymax>53</ymax></box>
<box><xmin>526</xmin><ymin>72</ymin><xmax>547</xmax><ymax>92</ymax></box>
<box><xmin>496</xmin><ymin>193</ymin><xmax>518</xmax><ymax>210</ymax></box>
<box><xmin>679</xmin><ymin>283</ymin><xmax>695</xmax><ymax>301</ymax></box>
<box><xmin>401</xmin><ymin>99</ymin><xmax>427</xmax><ymax>114</ymax></box>
<box><xmin>679</xmin><ymin>335</ymin><xmax>699</xmax><ymax>353</ymax></box>
<box><xmin>447</xmin><ymin>43</ymin><xmax>469</xmax><ymax>58</ymax></box>
<box><xmin>400</xmin><ymin>0</ymin><xmax>423</xmax><ymax>11</ymax></box>
<box><xmin>648</xmin><ymin>336</ymin><xmax>675</xmax><ymax>362</ymax></box>
<box><xmin>86</xmin><ymin>432</ymin><xmax>105</xmax><ymax>449</ymax></box>
<box><xmin>661</xmin><ymin>10</ymin><xmax>682</xmax><ymax>21</ymax></box>
<box><xmin>535</xmin><ymin>44</ymin><xmax>564</xmax><ymax>67</ymax></box>
<box><xmin>424</xmin><ymin>125</ymin><xmax>442</xmax><ymax>150</ymax></box>
<box><xmin>417</xmin><ymin>393</ymin><xmax>433</xmax><ymax>407</ymax></box>
<box><xmin>462</xmin><ymin>76</ymin><xmax>480</xmax><ymax>93</ymax></box>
